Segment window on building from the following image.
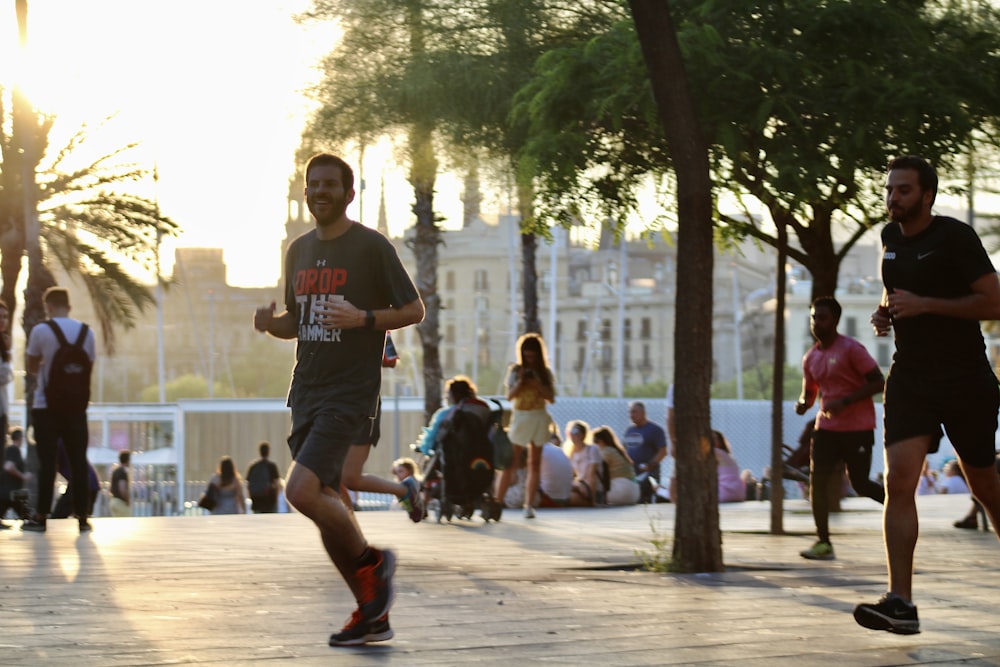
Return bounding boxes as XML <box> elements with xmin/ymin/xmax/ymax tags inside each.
<box><xmin>601</xmin><ymin>319</ymin><xmax>612</xmax><ymax>341</ymax></box>
<box><xmin>877</xmin><ymin>342</ymin><xmax>891</xmax><ymax>367</ymax></box>
<box><xmin>445</xmin><ymin>270</ymin><xmax>455</xmax><ymax>291</ymax></box>
<box><xmin>624</xmin><ymin>345</ymin><xmax>631</xmax><ymax>369</ymax></box>
<box><xmin>446</xmin><ymin>324</ymin><xmax>455</xmax><ymax>344</ymax></box>
<box><xmin>640</xmin><ymin>317</ymin><xmax>652</xmax><ymax>340</ymax></box>
<box><xmin>474</xmin><ymin>269</ymin><xmax>489</xmax><ymax>292</ymax></box>
<box><xmin>624</xmin><ymin>318</ymin><xmax>632</xmax><ymax>340</ymax></box>
<box><xmin>445</xmin><ymin>348</ymin><xmax>455</xmax><ymax>370</ymax></box>
<box><xmin>845</xmin><ymin>316</ymin><xmax>858</xmax><ymax>338</ymax></box>
<box><xmin>577</xmin><ymin>319</ymin><xmax>587</xmax><ymax>341</ymax></box>
<box><xmin>576</xmin><ymin>345</ymin><xmax>586</xmax><ymax>371</ymax></box>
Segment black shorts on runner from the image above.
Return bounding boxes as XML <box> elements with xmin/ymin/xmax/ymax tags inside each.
<box><xmin>811</xmin><ymin>429</ymin><xmax>874</xmax><ymax>475</ymax></box>
<box><xmin>884</xmin><ymin>366</ymin><xmax>999</xmax><ymax>469</ymax></box>
<box><xmin>287</xmin><ymin>383</ymin><xmax>371</xmax><ymax>489</ymax></box>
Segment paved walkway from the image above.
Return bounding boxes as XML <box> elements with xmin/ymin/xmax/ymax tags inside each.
<box><xmin>2</xmin><ymin>494</ymin><xmax>999</xmax><ymax>666</ymax></box>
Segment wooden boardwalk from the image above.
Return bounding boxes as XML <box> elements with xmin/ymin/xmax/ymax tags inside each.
<box><xmin>2</xmin><ymin>494</ymin><xmax>1000</xmax><ymax>666</ymax></box>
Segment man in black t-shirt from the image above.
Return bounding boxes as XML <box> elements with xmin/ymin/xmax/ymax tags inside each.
<box><xmin>855</xmin><ymin>156</ymin><xmax>1000</xmax><ymax>636</ymax></box>
<box><xmin>109</xmin><ymin>450</ymin><xmax>131</xmax><ymax>517</ymax></box>
<box><xmin>254</xmin><ymin>154</ymin><xmax>423</xmax><ymax>647</ymax></box>
<box><xmin>245</xmin><ymin>441</ymin><xmax>281</xmax><ymax>513</ymax></box>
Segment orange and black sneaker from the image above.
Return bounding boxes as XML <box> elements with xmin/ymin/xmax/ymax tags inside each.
<box><xmin>356</xmin><ymin>547</ymin><xmax>396</xmax><ymax>622</ymax></box>
<box><xmin>329</xmin><ymin>609</ymin><xmax>393</xmax><ymax>646</ymax></box>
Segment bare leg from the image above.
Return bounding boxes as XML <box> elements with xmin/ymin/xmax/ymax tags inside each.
<box><xmin>495</xmin><ymin>445</ymin><xmax>525</xmax><ymax>504</ymax></box>
<box><xmin>342</xmin><ymin>443</ymin><xmax>406</xmax><ymax>498</ymax></box>
<box><xmin>882</xmin><ymin>437</ymin><xmax>930</xmax><ymax>602</ymax></box>
<box><xmin>284</xmin><ymin>461</ymin><xmax>369</xmax><ymax>601</ymax></box>
<box><xmin>524</xmin><ymin>442</ymin><xmax>542</xmax><ymax>509</ymax></box>
<box><xmin>961</xmin><ymin>459</ymin><xmax>1000</xmax><ymax>543</ymax></box>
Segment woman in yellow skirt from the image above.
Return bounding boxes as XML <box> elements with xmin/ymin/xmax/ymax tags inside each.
<box><xmin>497</xmin><ymin>333</ymin><xmax>556</xmax><ymax>518</ymax></box>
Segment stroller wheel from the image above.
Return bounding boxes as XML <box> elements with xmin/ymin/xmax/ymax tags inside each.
<box><xmin>428</xmin><ymin>499</ymin><xmax>442</xmax><ymax>523</ymax></box>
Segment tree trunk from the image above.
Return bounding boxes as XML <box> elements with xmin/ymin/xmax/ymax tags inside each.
<box><xmin>770</xmin><ymin>224</ymin><xmax>787</xmax><ymax>533</ymax></box>
<box><xmin>518</xmin><ymin>175</ymin><xmax>540</xmax><ymax>335</ymax></box>
<box><xmin>629</xmin><ymin>0</ymin><xmax>722</xmax><ymax>572</ymax></box>
<box><xmin>408</xmin><ymin>122</ymin><xmax>443</xmax><ymax>423</ymax></box>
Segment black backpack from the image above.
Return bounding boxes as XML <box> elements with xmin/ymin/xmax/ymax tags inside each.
<box><xmin>247</xmin><ymin>461</ymin><xmax>274</xmax><ymax>499</ymax></box>
<box><xmin>44</xmin><ymin>320</ymin><xmax>92</xmax><ymax>414</ymax></box>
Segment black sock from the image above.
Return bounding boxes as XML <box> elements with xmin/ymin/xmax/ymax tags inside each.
<box><xmin>356</xmin><ymin>547</ymin><xmax>377</xmax><ymax>568</ymax></box>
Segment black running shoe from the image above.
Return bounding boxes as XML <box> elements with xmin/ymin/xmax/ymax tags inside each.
<box><xmin>21</xmin><ymin>519</ymin><xmax>46</xmax><ymax>533</ymax></box>
<box><xmin>854</xmin><ymin>592</ymin><xmax>920</xmax><ymax>634</ymax></box>
<box><xmin>329</xmin><ymin>609</ymin><xmax>393</xmax><ymax>646</ymax></box>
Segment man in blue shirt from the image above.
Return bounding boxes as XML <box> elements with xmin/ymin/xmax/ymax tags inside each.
<box><xmin>622</xmin><ymin>401</ymin><xmax>667</xmax><ymax>503</ymax></box>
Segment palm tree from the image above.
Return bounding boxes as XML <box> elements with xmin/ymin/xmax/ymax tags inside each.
<box><xmin>0</xmin><ymin>109</ymin><xmax>179</xmax><ymax>356</ymax></box>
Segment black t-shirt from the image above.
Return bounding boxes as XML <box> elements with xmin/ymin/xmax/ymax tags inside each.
<box><xmin>0</xmin><ymin>443</ymin><xmax>24</xmax><ymax>495</ymax></box>
<box><xmin>881</xmin><ymin>215</ymin><xmax>996</xmax><ymax>373</ymax></box>
<box><xmin>110</xmin><ymin>466</ymin><xmax>129</xmax><ymax>502</ymax></box>
<box><xmin>283</xmin><ymin>224</ymin><xmax>419</xmax><ymax>409</ymax></box>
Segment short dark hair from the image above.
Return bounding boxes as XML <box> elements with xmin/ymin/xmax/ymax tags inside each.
<box><xmin>43</xmin><ymin>287</ymin><xmax>70</xmax><ymax>309</ymax></box>
<box><xmin>811</xmin><ymin>296</ymin><xmax>841</xmax><ymax>322</ymax></box>
<box><xmin>259</xmin><ymin>441</ymin><xmax>270</xmax><ymax>458</ymax></box>
<box><xmin>304</xmin><ymin>153</ymin><xmax>355</xmax><ymax>193</ymax></box>
<box><xmin>9</xmin><ymin>427</ymin><xmax>23</xmax><ymax>442</ymax></box>
<box><xmin>887</xmin><ymin>155</ymin><xmax>938</xmax><ymax>206</ymax></box>
<box><xmin>119</xmin><ymin>450</ymin><xmax>131</xmax><ymax>465</ymax></box>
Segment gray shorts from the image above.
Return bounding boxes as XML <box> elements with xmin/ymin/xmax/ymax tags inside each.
<box><xmin>287</xmin><ymin>384</ymin><xmax>377</xmax><ymax>489</ymax></box>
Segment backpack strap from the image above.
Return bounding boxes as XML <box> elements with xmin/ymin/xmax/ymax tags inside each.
<box><xmin>73</xmin><ymin>323</ymin><xmax>90</xmax><ymax>348</ymax></box>
<box><xmin>46</xmin><ymin>320</ymin><xmax>69</xmax><ymax>346</ymax></box>
<box><xmin>45</xmin><ymin>320</ymin><xmax>89</xmax><ymax>348</ymax></box>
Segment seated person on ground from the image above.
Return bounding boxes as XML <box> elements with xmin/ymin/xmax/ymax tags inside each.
<box><xmin>593</xmin><ymin>425</ymin><xmax>640</xmax><ymax>506</ymax></box>
<box><xmin>564</xmin><ymin>421</ymin><xmax>603</xmax><ymax>507</ymax></box>
<box><xmin>535</xmin><ymin>434</ymin><xmax>574</xmax><ymax>508</ymax></box>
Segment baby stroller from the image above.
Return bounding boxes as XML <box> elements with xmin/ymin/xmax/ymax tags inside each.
<box><xmin>422</xmin><ymin>398</ymin><xmax>503</xmax><ymax>523</ymax></box>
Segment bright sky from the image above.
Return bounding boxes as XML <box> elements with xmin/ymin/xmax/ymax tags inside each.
<box><xmin>0</xmin><ymin>0</ymin><xmax>459</xmax><ymax>288</ymax></box>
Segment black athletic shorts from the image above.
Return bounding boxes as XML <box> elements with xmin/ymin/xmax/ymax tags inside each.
<box><xmin>884</xmin><ymin>365</ymin><xmax>999</xmax><ymax>469</ymax></box>
<box><xmin>287</xmin><ymin>383</ymin><xmax>374</xmax><ymax>489</ymax></box>
<box><xmin>811</xmin><ymin>429</ymin><xmax>874</xmax><ymax>475</ymax></box>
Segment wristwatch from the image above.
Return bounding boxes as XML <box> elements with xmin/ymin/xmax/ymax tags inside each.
<box><xmin>365</xmin><ymin>310</ymin><xmax>376</xmax><ymax>329</ymax></box>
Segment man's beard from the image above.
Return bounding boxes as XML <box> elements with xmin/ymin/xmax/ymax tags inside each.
<box><xmin>310</xmin><ymin>200</ymin><xmax>348</xmax><ymax>226</ymax></box>
<box><xmin>889</xmin><ymin>200</ymin><xmax>922</xmax><ymax>224</ymax></box>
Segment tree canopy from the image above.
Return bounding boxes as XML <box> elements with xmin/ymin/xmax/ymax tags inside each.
<box><xmin>516</xmin><ymin>0</ymin><xmax>1000</xmax><ymax>295</ymax></box>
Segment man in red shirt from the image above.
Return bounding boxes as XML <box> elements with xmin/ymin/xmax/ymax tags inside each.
<box><xmin>796</xmin><ymin>296</ymin><xmax>885</xmax><ymax>561</ymax></box>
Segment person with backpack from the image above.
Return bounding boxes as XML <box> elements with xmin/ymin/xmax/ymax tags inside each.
<box><xmin>246</xmin><ymin>441</ymin><xmax>282</xmax><ymax>513</ymax></box>
<box><xmin>23</xmin><ymin>287</ymin><xmax>96</xmax><ymax>534</ymax></box>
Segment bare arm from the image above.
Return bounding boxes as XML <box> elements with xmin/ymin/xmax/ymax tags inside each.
<box><xmin>254</xmin><ymin>301</ymin><xmax>297</xmax><ymax>339</ymax></box>
<box><xmin>825</xmin><ymin>368</ymin><xmax>885</xmax><ymax>417</ymax></box>
<box><xmin>795</xmin><ymin>376</ymin><xmax>816</xmax><ymax>415</ymax></box>
<box><xmin>26</xmin><ymin>354</ymin><xmax>41</xmax><ymax>376</ymax></box>
<box><xmin>889</xmin><ymin>273</ymin><xmax>1000</xmax><ymax>321</ymax></box>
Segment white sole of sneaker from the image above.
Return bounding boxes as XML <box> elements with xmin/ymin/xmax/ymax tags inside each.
<box><xmin>329</xmin><ymin>627</ymin><xmax>394</xmax><ymax>646</ymax></box>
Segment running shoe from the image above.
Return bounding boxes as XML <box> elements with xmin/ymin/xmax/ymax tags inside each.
<box><xmin>800</xmin><ymin>541</ymin><xmax>835</xmax><ymax>560</ymax></box>
<box><xmin>356</xmin><ymin>547</ymin><xmax>396</xmax><ymax>622</ymax></box>
<box><xmin>854</xmin><ymin>592</ymin><xmax>920</xmax><ymax>634</ymax></box>
<box><xmin>21</xmin><ymin>518</ymin><xmax>46</xmax><ymax>533</ymax></box>
<box><xmin>523</xmin><ymin>505</ymin><xmax>535</xmax><ymax>519</ymax></box>
<box><xmin>329</xmin><ymin>609</ymin><xmax>393</xmax><ymax>646</ymax></box>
